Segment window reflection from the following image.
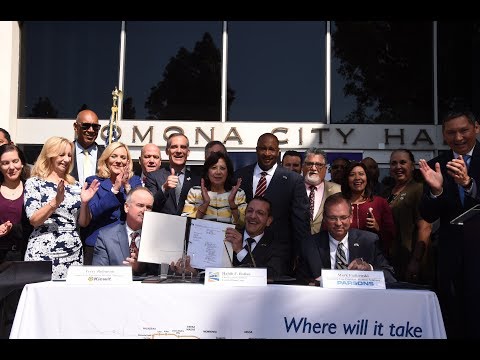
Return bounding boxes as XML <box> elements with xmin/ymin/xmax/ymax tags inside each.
<box><xmin>438</xmin><ymin>22</ymin><xmax>480</xmax><ymax>117</ymax></box>
<box><xmin>19</xmin><ymin>21</ymin><xmax>120</xmax><ymax>119</ymax></box>
<box><xmin>227</xmin><ymin>21</ymin><xmax>326</xmax><ymax>122</ymax></box>
<box><xmin>123</xmin><ymin>21</ymin><xmax>223</xmax><ymax>120</ymax></box>
<box><xmin>331</xmin><ymin>21</ymin><xmax>433</xmax><ymax>124</ymax></box>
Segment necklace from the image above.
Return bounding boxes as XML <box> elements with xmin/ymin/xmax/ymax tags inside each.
<box><xmin>0</xmin><ymin>183</ymin><xmax>22</xmax><ymax>198</ymax></box>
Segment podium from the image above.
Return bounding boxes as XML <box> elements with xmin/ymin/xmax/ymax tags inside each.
<box><xmin>0</xmin><ymin>260</ymin><xmax>52</xmax><ymax>338</ymax></box>
<box><xmin>451</xmin><ymin>204</ymin><xmax>480</xmax><ymax>337</ymax></box>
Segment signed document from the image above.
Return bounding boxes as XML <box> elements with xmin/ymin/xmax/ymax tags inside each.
<box><xmin>138</xmin><ymin>212</ymin><xmax>186</xmax><ymax>264</ymax></box>
<box><xmin>187</xmin><ymin>219</ymin><xmax>235</xmax><ymax>270</ymax></box>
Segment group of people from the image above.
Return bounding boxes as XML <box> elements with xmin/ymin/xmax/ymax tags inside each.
<box><xmin>1</xmin><ymin>107</ymin><xmax>479</xmax><ymax>338</ymax></box>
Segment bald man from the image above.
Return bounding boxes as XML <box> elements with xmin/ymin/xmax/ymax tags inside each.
<box><xmin>137</xmin><ymin>143</ymin><xmax>162</xmax><ymax>185</ymax></box>
<box><xmin>72</xmin><ymin>109</ymin><xmax>104</xmax><ymax>185</ymax></box>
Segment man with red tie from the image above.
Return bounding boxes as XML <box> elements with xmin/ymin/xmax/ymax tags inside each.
<box><xmin>234</xmin><ymin>133</ymin><xmax>309</xmax><ymax>276</ymax></box>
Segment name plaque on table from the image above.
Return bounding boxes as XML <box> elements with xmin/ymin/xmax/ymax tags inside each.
<box><xmin>66</xmin><ymin>265</ymin><xmax>133</xmax><ymax>285</ymax></box>
<box><xmin>204</xmin><ymin>267</ymin><xmax>267</xmax><ymax>287</ymax></box>
<box><xmin>320</xmin><ymin>269</ymin><xmax>385</xmax><ymax>290</ymax></box>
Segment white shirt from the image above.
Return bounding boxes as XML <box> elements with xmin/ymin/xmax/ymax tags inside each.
<box><xmin>328</xmin><ymin>233</ymin><xmax>349</xmax><ymax>269</ymax></box>
<box><xmin>75</xmin><ymin>142</ymin><xmax>98</xmax><ymax>185</ymax></box>
<box><xmin>253</xmin><ymin>163</ymin><xmax>277</xmax><ymax>195</ymax></box>
<box><xmin>126</xmin><ymin>224</ymin><xmax>142</xmax><ymax>248</ymax></box>
<box><xmin>235</xmin><ymin>232</ymin><xmax>264</xmax><ymax>262</ymax></box>
<box><xmin>305</xmin><ymin>181</ymin><xmax>325</xmax><ymax>219</ymax></box>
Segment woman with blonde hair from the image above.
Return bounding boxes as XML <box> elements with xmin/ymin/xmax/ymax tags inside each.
<box><xmin>23</xmin><ymin>136</ymin><xmax>100</xmax><ymax>279</ymax></box>
<box><xmin>83</xmin><ymin>141</ymin><xmax>142</xmax><ymax>264</ymax></box>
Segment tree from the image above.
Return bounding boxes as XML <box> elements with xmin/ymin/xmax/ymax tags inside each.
<box><xmin>29</xmin><ymin>97</ymin><xmax>59</xmax><ymax>118</ymax></box>
<box><xmin>145</xmin><ymin>32</ymin><xmax>235</xmax><ymax>120</ymax></box>
<box><xmin>332</xmin><ymin>22</ymin><xmax>432</xmax><ymax>124</ymax></box>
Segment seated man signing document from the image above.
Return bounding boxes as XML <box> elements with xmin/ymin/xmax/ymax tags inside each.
<box><xmin>297</xmin><ymin>193</ymin><xmax>397</xmax><ymax>285</ymax></box>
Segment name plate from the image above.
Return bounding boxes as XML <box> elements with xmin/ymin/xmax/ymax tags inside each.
<box><xmin>320</xmin><ymin>269</ymin><xmax>386</xmax><ymax>290</ymax></box>
<box><xmin>204</xmin><ymin>267</ymin><xmax>267</xmax><ymax>287</ymax></box>
<box><xmin>66</xmin><ymin>265</ymin><xmax>133</xmax><ymax>285</ymax></box>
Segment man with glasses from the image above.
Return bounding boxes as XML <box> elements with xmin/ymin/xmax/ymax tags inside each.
<box><xmin>303</xmin><ymin>148</ymin><xmax>340</xmax><ymax>234</ymax></box>
<box><xmin>234</xmin><ymin>133</ymin><xmax>309</xmax><ymax>276</ymax></box>
<box><xmin>297</xmin><ymin>193</ymin><xmax>396</xmax><ymax>285</ymax></box>
<box><xmin>72</xmin><ymin>109</ymin><xmax>104</xmax><ymax>185</ymax></box>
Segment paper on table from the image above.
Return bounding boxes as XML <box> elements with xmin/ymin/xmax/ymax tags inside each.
<box><xmin>187</xmin><ymin>219</ymin><xmax>235</xmax><ymax>269</ymax></box>
<box><xmin>138</xmin><ymin>212</ymin><xmax>186</xmax><ymax>264</ymax></box>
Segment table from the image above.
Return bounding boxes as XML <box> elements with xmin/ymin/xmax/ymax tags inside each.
<box><xmin>10</xmin><ymin>281</ymin><xmax>446</xmax><ymax>339</ymax></box>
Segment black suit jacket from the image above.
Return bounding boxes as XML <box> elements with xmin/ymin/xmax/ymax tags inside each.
<box><xmin>298</xmin><ymin>228</ymin><xmax>396</xmax><ymax>284</ymax></box>
<box><xmin>233</xmin><ymin>228</ymin><xmax>290</xmax><ymax>280</ymax></box>
<box><xmin>145</xmin><ymin>167</ymin><xmax>201</xmax><ymax>215</ymax></box>
<box><xmin>234</xmin><ymin>164</ymin><xmax>310</xmax><ymax>262</ymax></box>
<box><xmin>71</xmin><ymin>140</ymin><xmax>105</xmax><ymax>181</ymax></box>
<box><xmin>419</xmin><ymin>139</ymin><xmax>480</xmax><ymax>337</ymax></box>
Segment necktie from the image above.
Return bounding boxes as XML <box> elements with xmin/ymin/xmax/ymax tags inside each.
<box><xmin>244</xmin><ymin>237</ymin><xmax>257</xmax><ymax>267</ymax></box>
<box><xmin>175</xmin><ymin>172</ymin><xmax>183</xmax><ymax>205</ymax></box>
<box><xmin>458</xmin><ymin>155</ymin><xmax>471</xmax><ymax>206</ymax></box>
<box><xmin>335</xmin><ymin>243</ymin><xmax>348</xmax><ymax>269</ymax></box>
<box><xmin>130</xmin><ymin>231</ymin><xmax>139</xmax><ymax>254</ymax></box>
<box><xmin>83</xmin><ymin>149</ymin><xmax>91</xmax><ymax>180</ymax></box>
<box><xmin>244</xmin><ymin>237</ymin><xmax>255</xmax><ymax>253</ymax></box>
<box><xmin>255</xmin><ymin>172</ymin><xmax>268</xmax><ymax>197</ymax></box>
<box><xmin>309</xmin><ymin>185</ymin><xmax>316</xmax><ymax>221</ymax></box>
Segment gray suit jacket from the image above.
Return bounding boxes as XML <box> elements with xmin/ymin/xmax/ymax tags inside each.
<box><xmin>92</xmin><ymin>222</ymin><xmax>131</xmax><ymax>267</ymax></box>
<box><xmin>92</xmin><ymin>222</ymin><xmax>158</xmax><ymax>275</ymax></box>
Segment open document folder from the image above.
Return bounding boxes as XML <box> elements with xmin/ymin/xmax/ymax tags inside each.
<box><xmin>138</xmin><ymin>212</ymin><xmax>234</xmax><ymax>269</ymax></box>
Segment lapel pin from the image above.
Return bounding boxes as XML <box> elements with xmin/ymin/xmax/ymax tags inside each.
<box><xmin>354</xmin><ymin>243</ymin><xmax>359</xmax><ymax>247</ymax></box>
<box><xmin>282</xmin><ymin>175</ymin><xmax>287</xmax><ymax>179</ymax></box>
<box><xmin>186</xmin><ymin>177</ymin><xmax>191</xmax><ymax>181</ymax></box>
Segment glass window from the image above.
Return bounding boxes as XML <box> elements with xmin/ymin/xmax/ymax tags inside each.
<box><xmin>438</xmin><ymin>22</ymin><xmax>480</xmax><ymax>118</ymax></box>
<box><xmin>331</xmin><ymin>21</ymin><xmax>433</xmax><ymax>124</ymax></box>
<box><xmin>227</xmin><ymin>21</ymin><xmax>325</xmax><ymax>122</ymax></box>
<box><xmin>123</xmin><ymin>21</ymin><xmax>222</xmax><ymax>120</ymax></box>
<box><xmin>18</xmin><ymin>21</ymin><xmax>121</xmax><ymax>119</ymax></box>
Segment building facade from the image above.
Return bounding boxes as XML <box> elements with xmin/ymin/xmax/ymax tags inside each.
<box><xmin>1</xmin><ymin>21</ymin><xmax>479</xmax><ymax>178</ymax></box>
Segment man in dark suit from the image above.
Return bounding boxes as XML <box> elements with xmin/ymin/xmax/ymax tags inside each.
<box><xmin>71</xmin><ymin>109</ymin><xmax>104</xmax><ymax>185</ymax></box>
<box><xmin>418</xmin><ymin>109</ymin><xmax>480</xmax><ymax>338</ymax></box>
<box><xmin>136</xmin><ymin>143</ymin><xmax>162</xmax><ymax>186</ymax></box>
<box><xmin>298</xmin><ymin>192</ymin><xmax>396</xmax><ymax>285</ymax></box>
<box><xmin>145</xmin><ymin>133</ymin><xmax>200</xmax><ymax>215</ymax></box>
<box><xmin>224</xmin><ymin>196</ymin><xmax>290</xmax><ymax>281</ymax></box>
<box><xmin>92</xmin><ymin>187</ymin><xmax>157</xmax><ymax>275</ymax></box>
<box><xmin>234</xmin><ymin>133</ymin><xmax>310</xmax><ymax>275</ymax></box>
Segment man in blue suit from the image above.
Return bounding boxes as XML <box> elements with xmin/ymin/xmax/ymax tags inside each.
<box><xmin>234</xmin><ymin>133</ymin><xmax>309</xmax><ymax>276</ymax></box>
<box><xmin>298</xmin><ymin>193</ymin><xmax>396</xmax><ymax>285</ymax></box>
<box><xmin>419</xmin><ymin>109</ymin><xmax>480</xmax><ymax>338</ymax></box>
<box><xmin>145</xmin><ymin>133</ymin><xmax>200</xmax><ymax>215</ymax></box>
<box><xmin>92</xmin><ymin>187</ymin><xmax>156</xmax><ymax>275</ymax></box>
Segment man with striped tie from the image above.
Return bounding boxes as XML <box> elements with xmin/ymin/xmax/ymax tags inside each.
<box><xmin>234</xmin><ymin>133</ymin><xmax>309</xmax><ymax>276</ymax></box>
<box><xmin>297</xmin><ymin>193</ymin><xmax>396</xmax><ymax>285</ymax></box>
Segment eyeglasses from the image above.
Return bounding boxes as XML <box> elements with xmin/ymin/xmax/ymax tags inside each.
<box><xmin>77</xmin><ymin>123</ymin><xmax>101</xmax><ymax>131</ymax></box>
<box><xmin>325</xmin><ymin>215</ymin><xmax>351</xmax><ymax>222</ymax></box>
<box><xmin>304</xmin><ymin>161</ymin><xmax>326</xmax><ymax>169</ymax></box>
<box><xmin>331</xmin><ymin>164</ymin><xmax>346</xmax><ymax>170</ymax></box>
